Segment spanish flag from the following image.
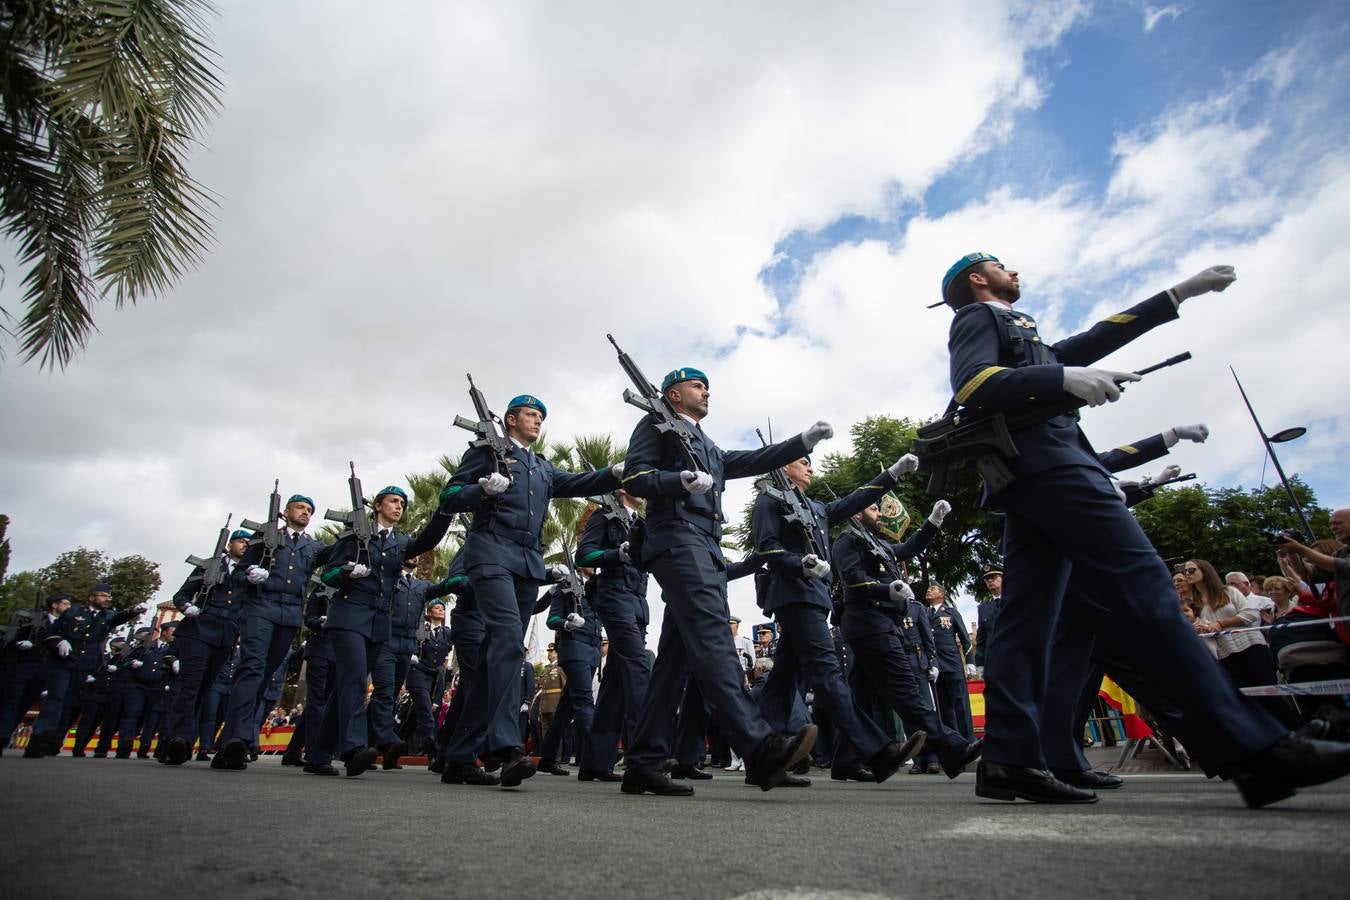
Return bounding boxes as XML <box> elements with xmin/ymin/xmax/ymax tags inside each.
<box><xmin>1098</xmin><ymin>675</ymin><xmax>1153</xmax><ymax>740</ymax></box>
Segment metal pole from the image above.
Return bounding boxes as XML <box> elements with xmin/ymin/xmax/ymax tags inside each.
<box><xmin>1230</xmin><ymin>367</ymin><xmax>1315</xmax><ymax>538</ymax></box>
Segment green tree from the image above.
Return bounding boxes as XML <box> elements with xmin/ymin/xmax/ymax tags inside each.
<box><xmin>1</xmin><ymin>0</ymin><xmax>221</xmax><ymax>368</ymax></box>
<box><xmin>38</xmin><ymin>547</ymin><xmax>109</xmax><ymax>600</ymax></box>
<box><xmin>0</xmin><ymin>514</ymin><xmax>10</xmax><ymax>583</ymax></box>
<box><xmin>0</xmin><ymin>569</ymin><xmax>45</xmax><ymax>621</ymax></box>
<box><xmin>105</xmin><ymin>553</ymin><xmax>161</xmax><ymax>608</ymax></box>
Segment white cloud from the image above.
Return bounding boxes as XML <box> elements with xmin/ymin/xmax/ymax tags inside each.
<box><xmin>1143</xmin><ymin>5</ymin><xmax>1183</xmax><ymax>32</ymax></box>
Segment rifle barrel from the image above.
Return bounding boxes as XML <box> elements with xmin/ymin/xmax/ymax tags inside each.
<box><xmin>1133</xmin><ymin>351</ymin><xmax>1192</xmax><ymax>377</ymax></box>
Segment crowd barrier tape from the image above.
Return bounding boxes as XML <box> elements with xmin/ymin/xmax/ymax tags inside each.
<box><xmin>1239</xmin><ymin>679</ymin><xmax>1350</xmax><ymax>697</ymax></box>
<box><xmin>1199</xmin><ymin>615</ymin><xmax>1350</xmax><ymax>639</ymax></box>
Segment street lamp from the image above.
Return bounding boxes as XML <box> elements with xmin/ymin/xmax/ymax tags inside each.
<box><xmin>1230</xmin><ymin>367</ymin><xmax>1314</xmax><ymax>538</ymax></box>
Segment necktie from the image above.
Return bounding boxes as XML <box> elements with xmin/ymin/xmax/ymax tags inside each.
<box><xmin>379</xmin><ymin>528</ymin><xmax>389</xmax><ymax>542</ymax></box>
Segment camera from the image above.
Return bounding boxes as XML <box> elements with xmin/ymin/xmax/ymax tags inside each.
<box><xmin>1262</xmin><ymin>529</ymin><xmax>1301</xmax><ymax>545</ymax></box>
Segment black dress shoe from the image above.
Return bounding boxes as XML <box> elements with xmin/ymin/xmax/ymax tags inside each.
<box><xmin>748</xmin><ymin>724</ymin><xmax>818</xmax><ymax>792</ymax></box>
<box><xmin>92</xmin><ymin>750</ymin><xmax>108</xmax><ymax>758</ymax></box>
<box><xmin>136</xmin><ymin>752</ymin><xmax>150</xmax><ymax>760</ymax></box>
<box><xmin>343</xmin><ymin>746</ymin><xmax>379</xmax><ymax>777</ymax></box>
<box><xmin>669</xmin><ymin>763</ymin><xmax>713</xmax><ymax>780</ymax></box>
<box><xmin>441</xmin><ymin>763</ymin><xmax>500</xmax><ymax>785</ymax></box>
<box><xmin>304</xmin><ymin>763</ymin><xmax>340</xmax><ymax>776</ymax></box>
<box><xmin>1052</xmin><ymin>768</ymin><xmax>1124</xmax><ymax>790</ymax></box>
<box><xmin>497</xmin><ymin>749</ymin><xmax>536</xmax><ymax>787</ymax></box>
<box><xmin>1229</xmin><ymin>733</ymin><xmax>1350</xmax><ymax>808</ymax></box>
<box><xmin>538</xmin><ymin>760</ymin><xmax>570</xmax><ymax>776</ymax></box>
<box><xmin>381</xmin><ymin>741</ymin><xmax>407</xmax><ymax>770</ymax></box>
<box><xmin>976</xmin><ymin>761</ymin><xmax>1098</xmax><ymax>804</ymax></box>
<box><xmin>23</xmin><ymin>745</ymin><xmax>45</xmax><ymax>759</ymax></box>
<box><xmin>115</xmin><ymin>751</ymin><xmax>131</xmax><ymax>760</ymax></box>
<box><xmin>281</xmin><ymin>753</ymin><xmax>304</xmax><ymax>767</ymax></box>
<box><xmin>939</xmin><ymin>739</ymin><xmax>983</xmax><ymax>779</ymax></box>
<box><xmin>831</xmin><ymin>766</ymin><xmax>876</xmax><ymax>782</ymax></box>
<box><xmin>161</xmin><ymin>737</ymin><xmax>189</xmax><ymax>766</ymax></box>
<box><xmin>578</xmin><ymin>769</ymin><xmax>624</xmax><ymax>782</ymax></box>
<box><xmin>71</xmin><ymin>749</ymin><xmax>86</xmax><ymax>758</ymax></box>
<box><xmin>196</xmin><ymin>752</ymin><xmax>212</xmax><ymax>762</ymax></box>
<box><xmin>428</xmin><ymin>758</ymin><xmax>445</xmax><ymax>774</ymax></box>
<box><xmin>248</xmin><ymin>750</ymin><xmax>259</xmax><ymax>762</ymax></box>
<box><xmin>870</xmin><ymin>732</ymin><xmax>928</xmax><ymax>784</ymax></box>
<box><xmin>789</xmin><ymin>756</ymin><xmax>811</xmax><ymax>775</ymax></box>
<box><xmin>621</xmin><ymin>769</ymin><xmax>695</xmax><ymax>796</ymax></box>
<box><xmin>747</xmin><ymin>771</ymin><xmax>811</xmax><ymax>787</ymax></box>
<box><xmin>218</xmin><ymin>738</ymin><xmax>249</xmax><ymax>770</ymax></box>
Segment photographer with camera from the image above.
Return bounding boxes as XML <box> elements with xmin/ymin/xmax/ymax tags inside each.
<box><xmin>1275</xmin><ymin>510</ymin><xmax>1350</xmax><ymax>626</ymax></box>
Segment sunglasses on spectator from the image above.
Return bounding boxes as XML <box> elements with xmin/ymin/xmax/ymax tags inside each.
<box><xmin>1182</xmin><ymin>567</ymin><xmax>1201</xmax><ymax>575</ymax></box>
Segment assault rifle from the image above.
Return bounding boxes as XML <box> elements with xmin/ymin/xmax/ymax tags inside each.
<box><xmin>452</xmin><ymin>373</ymin><xmax>514</xmax><ymax>484</ymax></box>
<box><xmin>821</xmin><ymin>482</ymin><xmax>908</xmax><ymax>588</ymax></box>
<box><xmin>606</xmin><ymin>334</ymin><xmax>707</xmax><ymax>473</ymax></box>
<box><xmin>241</xmin><ymin>479</ymin><xmax>283</xmax><ymax>571</ymax></box>
<box><xmin>754</xmin><ymin>429</ymin><xmax>825</xmax><ymax>560</ymax></box>
<box><xmin>1122</xmin><ymin>471</ymin><xmax>1196</xmax><ymax>507</ymax></box>
<box><xmin>556</xmin><ymin>545</ymin><xmax>586</xmax><ymax>617</ymax></box>
<box><xmin>324</xmin><ymin>462</ymin><xmax>373</xmax><ymax>569</ymax></box>
<box><xmin>582</xmin><ymin>459</ymin><xmax>628</xmax><ymax>524</ymax></box>
<box><xmin>914</xmin><ymin>352</ymin><xmax>1192</xmax><ymax>496</ymax></box>
<box><xmin>185</xmin><ymin>514</ymin><xmax>233</xmax><ymax>605</ymax></box>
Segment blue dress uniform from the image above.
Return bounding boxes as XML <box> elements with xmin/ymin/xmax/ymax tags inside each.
<box><xmin>0</xmin><ymin>604</ymin><xmax>61</xmax><ymax>753</ymax></box>
<box><xmin>369</xmin><ymin>574</ymin><xmax>456</xmax><ymax>756</ymax></box>
<box><xmin>136</xmin><ymin>627</ymin><xmax>178</xmax><ymax>757</ymax></box>
<box><xmin>752</xmin><ymin>470</ymin><xmax>903</xmax><ymax>778</ymax></box>
<box><xmin>116</xmin><ymin>635</ymin><xmax>171</xmax><ymax>756</ymax></box>
<box><xmin>974</xmin><ymin>597</ymin><xmax>1001</xmax><ymax>669</ymax></box>
<box><xmin>404</xmin><ymin>600</ymin><xmax>453</xmax><ymax>756</ymax></box>
<box><xmin>294</xmin><ymin>583</ymin><xmax>338</xmax><ymax>765</ymax></box>
<box><xmin>159</xmin><ymin>556</ymin><xmax>246</xmax><ymax>761</ymax></box>
<box><xmin>436</xmin><ymin>423</ymin><xmax>619</xmax><ymax>773</ymax></box>
<box><xmin>32</xmin><ymin>595</ymin><xmax>141</xmax><ymax>751</ymax></box>
<box><xmin>943</xmin><ymin>273</ymin><xmax>1287</xmax><ymax>781</ymax></box>
<box><xmin>577</xmin><ymin>506</ymin><xmax>651</xmax><ymax>776</ymax></box>
<box><xmin>74</xmin><ymin>649</ymin><xmax>121</xmax><ymax>754</ymax></box>
<box><xmin>432</xmin><ymin>563</ymin><xmax>482</xmax><ymax>769</ymax></box>
<box><xmin>927</xmin><ymin>599</ymin><xmax>975</xmax><ymax>740</ymax></box>
<box><xmin>198</xmin><ymin>645</ymin><xmax>238</xmax><ymax>754</ymax></box>
<box><xmin>308</xmin><ymin>493</ymin><xmax>454</xmax><ymax>772</ymax></box>
<box><xmin>220</xmin><ymin>517</ymin><xmax>323</xmax><ymax>756</ymax></box>
<box><xmin>619</xmin><ymin>399</ymin><xmax>812</xmax><ymax>783</ymax></box>
<box><xmin>834</xmin><ymin>525</ymin><xmax>976</xmax><ymax>772</ymax></box>
<box><xmin>538</xmin><ymin>583</ymin><xmax>602</xmax><ymax>768</ymax></box>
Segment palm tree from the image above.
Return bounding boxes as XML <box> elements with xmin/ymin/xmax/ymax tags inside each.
<box><xmin>1</xmin><ymin>0</ymin><xmax>221</xmax><ymax>368</ymax></box>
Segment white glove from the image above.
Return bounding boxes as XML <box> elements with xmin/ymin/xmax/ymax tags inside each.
<box><xmin>1165</xmin><ymin>423</ymin><xmax>1209</xmax><ymax>446</ymax></box>
<box><xmin>887</xmin><ymin>453</ymin><xmax>920</xmax><ymax>478</ymax></box>
<box><xmin>564</xmin><ymin>612</ymin><xmax>585</xmax><ymax>632</ymax></box>
<box><xmin>801</xmin><ymin>554</ymin><xmax>831</xmax><ymax>579</ymax></box>
<box><xmin>246</xmin><ymin>566</ymin><xmax>269</xmax><ymax>584</ymax></box>
<box><xmin>1171</xmin><ymin>265</ymin><xmax>1236</xmax><ymax>302</ymax></box>
<box><xmin>965</xmin><ymin>663</ymin><xmax>977</xmax><ymax>678</ymax></box>
<box><xmin>680</xmin><ymin>471</ymin><xmax>714</xmax><ymax>495</ymax></box>
<box><xmin>410</xmin><ymin>655</ymin><xmax>419</xmax><ymax>666</ymax></box>
<box><xmin>1063</xmin><ymin>367</ymin><xmax>1139</xmax><ymax>407</ymax></box>
<box><xmin>349</xmin><ymin>564</ymin><xmax>371</xmax><ymax>579</ymax></box>
<box><xmin>183</xmin><ymin>604</ymin><xmax>201</xmax><ymax>617</ymax></box>
<box><xmin>611</xmin><ymin>461</ymin><xmax>624</xmax><ymax>479</ymax></box>
<box><xmin>16</xmin><ymin>640</ymin><xmax>33</xmax><ymax>650</ymax></box>
<box><xmin>1112</xmin><ymin>481</ymin><xmax>1128</xmax><ymax>503</ymax></box>
<box><xmin>520</xmin><ymin>703</ymin><xmax>529</xmax><ymax>714</ymax></box>
<box><xmin>618</xmin><ymin>541</ymin><xmax>631</xmax><ymax>564</ymax></box>
<box><xmin>106</xmin><ymin>664</ymin><xmax>118</xmax><ymax>673</ymax></box>
<box><xmin>172</xmin><ymin>660</ymin><xmax>180</xmax><ymax>674</ymax></box>
<box><xmin>318</xmin><ymin>615</ymin><xmax>327</xmax><ymax>627</ymax></box>
<box><xmin>1143</xmin><ymin>464</ymin><xmax>1182</xmax><ymax>486</ymax></box>
<box><xmin>888</xmin><ymin>580</ymin><xmax>914</xmax><ymax>603</ymax></box>
<box><xmin>801</xmin><ymin>421</ymin><xmax>834</xmax><ymax>450</ymax></box>
<box><xmin>130</xmin><ymin>660</ymin><xmax>144</xmax><ymax>669</ymax></box>
<box><xmin>547</xmin><ymin>564</ymin><xmax>570</xmax><ymax>582</ymax></box>
<box><xmin>928</xmin><ymin>500</ymin><xmax>951</xmax><ymax>527</ymax></box>
<box><xmin>85</xmin><ymin>675</ymin><xmax>97</xmax><ymax>683</ymax></box>
<box><xmin>56</xmin><ymin>639</ymin><xmax>72</xmax><ymax>657</ymax></box>
<box><xmin>928</xmin><ymin>666</ymin><xmax>939</xmax><ymax>683</ymax></box>
<box><xmin>478</xmin><ymin>472</ymin><xmax>510</xmax><ymax>496</ymax></box>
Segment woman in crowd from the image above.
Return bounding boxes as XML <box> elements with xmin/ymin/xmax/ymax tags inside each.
<box><xmin>1185</xmin><ymin>558</ymin><xmax>1301</xmax><ymax>728</ymax></box>
<box><xmin>1263</xmin><ymin>574</ymin><xmax>1350</xmax><ymax>706</ymax></box>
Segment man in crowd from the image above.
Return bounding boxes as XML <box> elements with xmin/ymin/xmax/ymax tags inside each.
<box><xmin>1</xmin><ymin>592</ymin><xmax>71</xmax><ymax>756</ymax></box>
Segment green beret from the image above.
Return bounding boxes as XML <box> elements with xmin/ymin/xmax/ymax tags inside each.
<box><xmin>661</xmin><ymin>367</ymin><xmax>708</xmax><ymax>392</ymax></box>
<box><xmin>940</xmin><ymin>252</ymin><xmax>1000</xmax><ymax>305</ymax></box>
<box><xmin>287</xmin><ymin>494</ymin><xmax>315</xmax><ymax>511</ymax></box>
<box><xmin>229</xmin><ymin>529</ymin><xmax>252</xmax><ymax>542</ymax></box>
<box><xmin>426</xmin><ymin>597</ymin><xmax>447</xmax><ymax>609</ymax></box>
<box><xmin>375</xmin><ymin>485</ymin><xmax>408</xmax><ymax>503</ymax></box>
<box><xmin>506</xmin><ymin>394</ymin><xmax>547</xmax><ymax>419</ymax></box>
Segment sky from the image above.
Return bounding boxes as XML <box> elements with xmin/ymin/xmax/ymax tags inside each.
<box><xmin>3</xmin><ymin>0</ymin><xmax>1349</xmax><ymax>655</ymax></box>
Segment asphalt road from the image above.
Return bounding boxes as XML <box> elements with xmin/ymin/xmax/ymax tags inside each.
<box><xmin>1</xmin><ymin>753</ymin><xmax>1346</xmax><ymax>900</ymax></box>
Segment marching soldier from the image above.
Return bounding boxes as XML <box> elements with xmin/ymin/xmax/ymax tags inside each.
<box><xmin>436</xmin><ymin>393</ymin><xmax>619</xmax><ymax>788</ymax></box>
<box><xmin>896</xmin><ymin>594</ymin><xmax>940</xmax><ymax>774</ymax></box>
<box><xmin>938</xmin><ymin>251</ymin><xmax>1350</xmax><ymax>805</ymax></box>
<box><xmin>158</xmin><ymin>529</ymin><xmax>250</xmax><ymax>766</ymax></box>
<box><xmin>30</xmin><ymin>584</ymin><xmax>144</xmax><ymax>756</ymax></box>
<box><xmin>619</xmin><ymin>365</ymin><xmax>832</xmax><ymax>795</ymax></box>
<box><xmin>576</xmin><ymin>491</ymin><xmax>650</xmax><ymax>782</ymax></box>
<box><xmin>833</xmin><ymin>502</ymin><xmax>981</xmax><ymax>781</ymax></box>
<box><xmin>216</xmin><ymin>494</ymin><xmax>323</xmax><ymax>770</ymax></box>
<box><xmin>405</xmin><ymin>596</ymin><xmax>453</xmax><ymax>758</ymax></box>
<box><xmin>537</xmin><ymin>579</ymin><xmax>602</xmax><ymax>776</ymax></box>
<box><xmin>924</xmin><ymin>584</ymin><xmax>976</xmax><ymax>742</ymax></box>
<box><xmin>1</xmin><ymin>593</ymin><xmax>71</xmax><ymax>757</ymax></box>
<box><xmin>306</xmin><ymin>484</ymin><xmax>454</xmax><ymax>777</ymax></box>
<box><xmin>136</xmin><ymin>620</ymin><xmax>177</xmax><ymax>758</ymax></box>
<box><xmin>751</xmin><ymin>452</ymin><xmax>928</xmax><ymax>787</ymax></box>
